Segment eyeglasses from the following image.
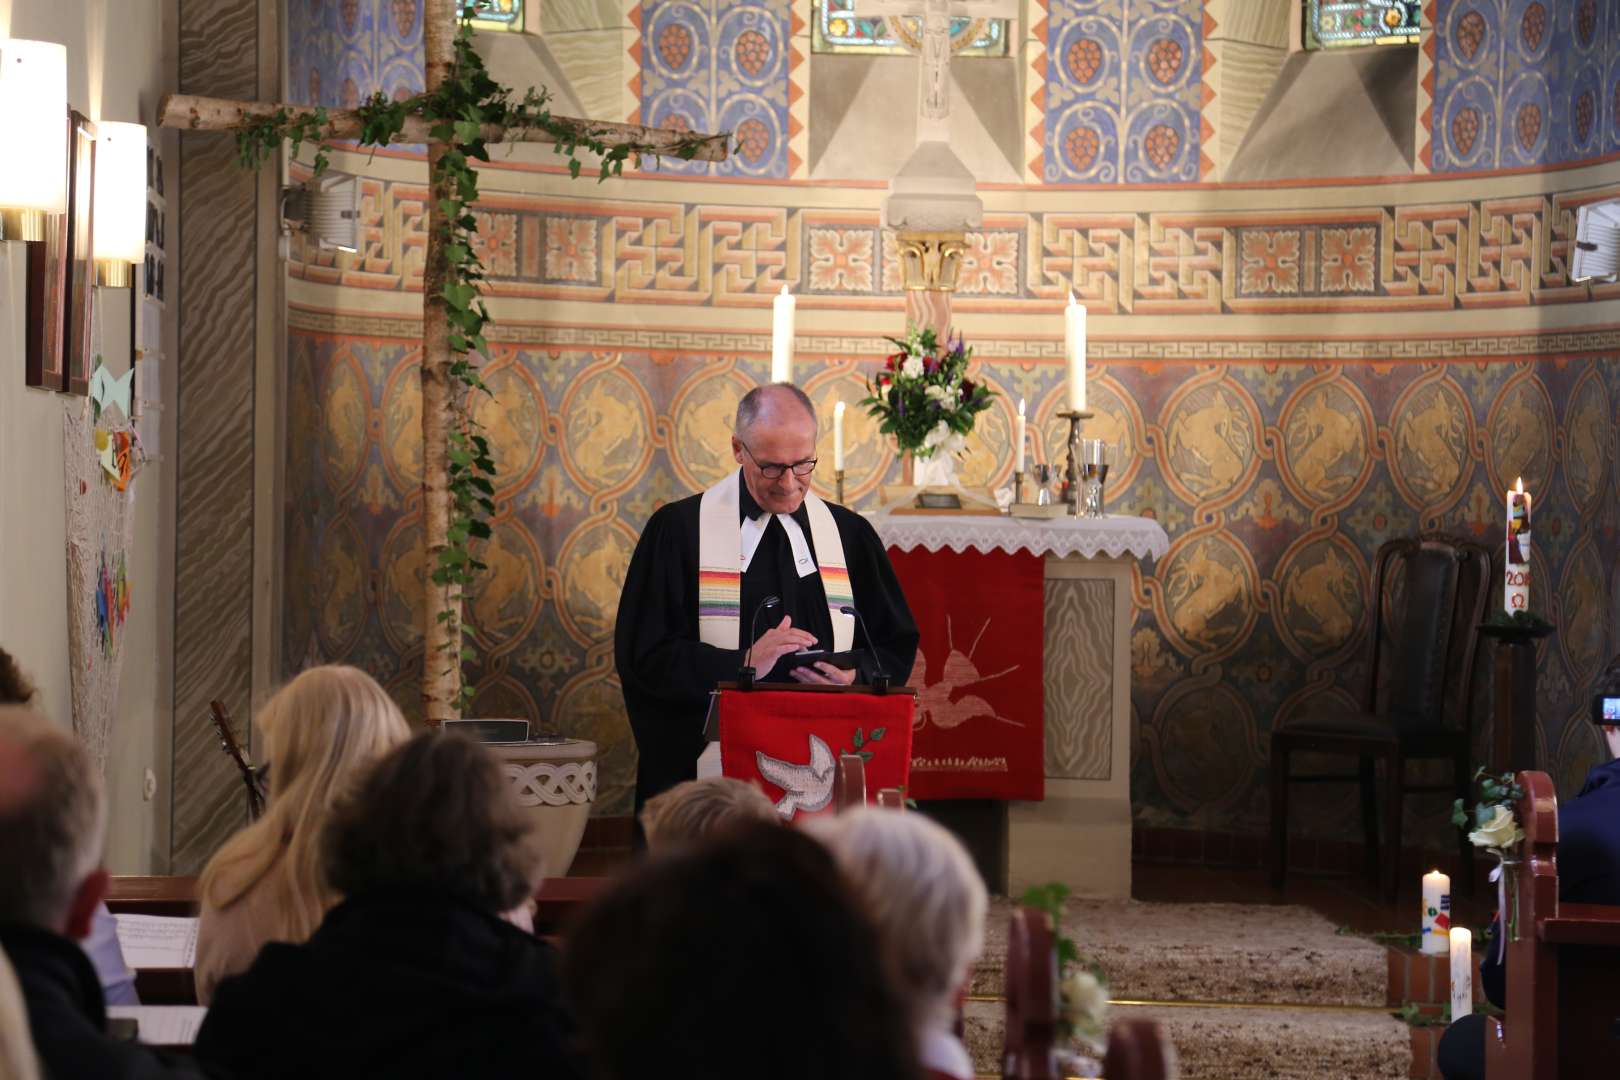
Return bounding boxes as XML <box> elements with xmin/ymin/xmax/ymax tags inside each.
<box><xmin>738</xmin><ymin>440</ymin><xmax>817</xmax><ymax>479</ymax></box>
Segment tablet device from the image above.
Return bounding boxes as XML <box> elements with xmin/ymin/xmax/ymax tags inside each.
<box><xmin>788</xmin><ymin>648</ymin><xmax>861</xmax><ymax>671</ymax></box>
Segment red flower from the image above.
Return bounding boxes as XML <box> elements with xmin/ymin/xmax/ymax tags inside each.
<box><xmin>886</xmin><ymin>353</ymin><xmax>901</xmax><ymax>371</ymax></box>
<box><xmin>960</xmin><ymin>378</ymin><xmax>976</xmax><ymax>399</ymax></box>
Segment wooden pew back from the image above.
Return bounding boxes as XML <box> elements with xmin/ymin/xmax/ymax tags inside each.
<box><xmin>1485</xmin><ymin>771</ymin><xmax>1620</xmax><ymax>1080</ymax></box>
<box><xmin>1002</xmin><ymin>906</ymin><xmax>1059</xmax><ymax>1080</ymax></box>
<box><xmin>1103</xmin><ymin>1019</ymin><xmax>1175</xmax><ymax>1080</ymax></box>
<box><xmin>832</xmin><ymin>753</ymin><xmax>866</xmax><ymax>812</ymax></box>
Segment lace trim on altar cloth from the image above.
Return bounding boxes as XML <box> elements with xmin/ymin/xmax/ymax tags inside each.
<box><xmin>867</xmin><ymin>513</ymin><xmax>1169</xmax><ymax>561</ymax></box>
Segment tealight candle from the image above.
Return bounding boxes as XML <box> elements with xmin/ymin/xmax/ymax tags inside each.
<box><xmin>1421</xmin><ymin>869</ymin><xmax>1451</xmax><ymax>956</ymax></box>
<box><xmin>1449</xmin><ymin>927</ymin><xmax>1472</xmax><ymax>1021</ymax></box>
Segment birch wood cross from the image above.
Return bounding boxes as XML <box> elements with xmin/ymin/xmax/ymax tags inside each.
<box><xmin>158</xmin><ymin>0</ymin><xmax>725</xmax><ymax>722</ymax></box>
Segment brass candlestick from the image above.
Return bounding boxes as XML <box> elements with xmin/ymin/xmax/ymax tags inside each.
<box><xmin>1056</xmin><ymin>410</ymin><xmax>1094</xmax><ymax>516</ymax></box>
<box><xmin>834</xmin><ymin>468</ymin><xmax>846</xmax><ymax>505</ymax></box>
<box><xmin>1013</xmin><ymin>469</ymin><xmax>1025</xmax><ymax>506</ymax></box>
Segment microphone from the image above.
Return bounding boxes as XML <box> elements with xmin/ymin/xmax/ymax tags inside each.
<box><xmin>839</xmin><ymin>604</ymin><xmax>890</xmax><ymax>694</ymax></box>
<box><xmin>738</xmin><ymin>595</ymin><xmax>781</xmax><ymax>689</ymax></box>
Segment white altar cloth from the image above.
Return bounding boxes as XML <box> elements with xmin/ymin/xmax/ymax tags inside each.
<box><xmin>868</xmin><ymin>512</ymin><xmax>1168</xmax><ymax>562</ymax></box>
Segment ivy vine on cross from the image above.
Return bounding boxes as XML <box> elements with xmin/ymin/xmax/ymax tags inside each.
<box><xmin>158</xmin><ymin>0</ymin><xmax>727</xmax><ymax>723</ymax></box>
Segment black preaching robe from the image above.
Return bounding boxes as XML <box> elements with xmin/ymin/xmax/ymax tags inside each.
<box><xmin>614</xmin><ymin>472</ymin><xmax>918</xmax><ymax>809</ymax></box>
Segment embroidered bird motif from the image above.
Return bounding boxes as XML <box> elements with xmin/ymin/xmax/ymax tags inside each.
<box><xmin>755</xmin><ymin>734</ymin><xmax>836</xmax><ymax>819</ymax></box>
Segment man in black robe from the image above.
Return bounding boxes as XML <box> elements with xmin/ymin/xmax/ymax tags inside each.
<box><xmin>614</xmin><ymin>384</ymin><xmax>918</xmax><ymax>811</ymax></box>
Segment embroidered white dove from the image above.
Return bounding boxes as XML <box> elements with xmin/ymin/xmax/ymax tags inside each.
<box><xmin>755</xmin><ymin>734</ymin><xmax>837</xmax><ymax>819</ymax></box>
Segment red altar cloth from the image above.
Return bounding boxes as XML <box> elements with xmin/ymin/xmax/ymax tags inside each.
<box><xmin>718</xmin><ymin>689</ymin><xmax>915</xmax><ymax>821</ymax></box>
<box><xmin>886</xmin><ymin>547</ymin><xmax>1045</xmax><ymax>801</ymax></box>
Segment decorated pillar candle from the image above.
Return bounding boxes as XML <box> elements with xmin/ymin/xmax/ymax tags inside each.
<box><xmin>833</xmin><ymin>400</ymin><xmax>845</xmax><ymax>472</ymax></box>
<box><xmin>1449</xmin><ymin>927</ymin><xmax>1472</xmax><ymax>1021</ymax></box>
<box><xmin>1064</xmin><ymin>291</ymin><xmax>1087</xmax><ymax>412</ymax></box>
<box><xmin>1421</xmin><ymin>869</ymin><xmax>1451</xmax><ymax>955</ymax></box>
<box><xmin>1015</xmin><ymin>398</ymin><xmax>1027</xmax><ymax>474</ymax></box>
<box><xmin>1504</xmin><ymin>477</ymin><xmax>1532</xmax><ymax>614</ymax></box>
<box><xmin>770</xmin><ymin>285</ymin><xmax>795</xmax><ymax>384</ymax></box>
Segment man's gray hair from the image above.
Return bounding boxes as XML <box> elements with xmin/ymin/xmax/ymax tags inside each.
<box><xmin>735</xmin><ymin>383</ymin><xmax>817</xmax><ymax>436</ymax></box>
<box><xmin>0</xmin><ymin>708</ymin><xmax>106</xmax><ymax>928</ymax></box>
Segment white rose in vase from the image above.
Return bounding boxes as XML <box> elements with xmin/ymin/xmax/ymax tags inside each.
<box><xmin>1468</xmin><ymin>804</ymin><xmax>1524</xmax><ymax>851</ymax></box>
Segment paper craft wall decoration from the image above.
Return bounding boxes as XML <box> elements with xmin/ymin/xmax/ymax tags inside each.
<box><xmin>63</xmin><ymin>398</ymin><xmax>134</xmax><ymax>775</ymax></box>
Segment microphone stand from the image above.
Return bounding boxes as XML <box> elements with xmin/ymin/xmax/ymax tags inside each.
<box><xmin>737</xmin><ymin>596</ymin><xmax>780</xmax><ymax>690</ymax></box>
<box><xmin>839</xmin><ymin>605</ymin><xmax>890</xmax><ymax>694</ymax></box>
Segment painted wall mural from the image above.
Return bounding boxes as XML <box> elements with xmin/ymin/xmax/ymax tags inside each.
<box><xmin>283</xmin><ymin>318</ymin><xmax>1620</xmax><ymax>831</ymax></box>
<box><xmin>286</xmin><ymin>176</ymin><xmax>1620</xmax><ymax>313</ymax></box>
<box><xmin>287</xmin><ymin>0</ymin><xmax>425</xmax><ymax>108</ymax></box>
<box><xmin>1429</xmin><ymin>0</ymin><xmax>1620</xmax><ymax>172</ymax></box>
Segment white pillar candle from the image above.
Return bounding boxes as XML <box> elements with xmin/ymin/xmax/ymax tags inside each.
<box><xmin>770</xmin><ymin>284</ymin><xmax>795</xmax><ymax>384</ymax></box>
<box><xmin>1421</xmin><ymin>869</ymin><xmax>1451</xmax><ymax>955</ymax></box>
<box><xmin>1064</xmin><ymin>291</ymin><xmax>1087</xmax><ymax>412</ymax></box>
<box><xmin>1449</xmin><ymin>927</ymin><xmax>1472</xmax><ymax>1021</ymax></box>
<box><xmin>1015</xmin><ymin>398</ymin><xmax>1027</xmax><ymax>474</ymax></box>
<box><xmin>833</xmin><ymin>400</ymin><xmax>845</xmax><ymax>472</ymax></box>
<box><xmin>1504</xmin><ymin>477</ymin><xmax>1532</xmax><ymax>614</ymax></box>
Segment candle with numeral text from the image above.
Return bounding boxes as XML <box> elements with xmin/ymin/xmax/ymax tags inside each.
<box><xmin>1504</xmin><ymin>477</ymin><xmax>1532</xmax><ymax>614</ymax></box>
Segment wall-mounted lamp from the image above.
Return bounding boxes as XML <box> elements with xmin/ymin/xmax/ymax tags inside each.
<box><xmin>281</xmin><ymin>172</ymin><xmax>360</xmax><ymax>254</ymax></box>
<box><xmin>93</xmin><ymin>121</ymin><xmax>148</xmax><ymax>287</ymax></box>
<box><xmin>0</xmin><ymin>39</ymin><xmax>68</xmax><ymax>242</ymax></box>
<box><xmin>1571</xmin><ymin>199</ymin><xmax>1620</xmax><ymax>284</ymax></box>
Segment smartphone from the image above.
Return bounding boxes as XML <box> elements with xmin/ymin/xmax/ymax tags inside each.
<box><xmin>1596</xmin><ymin>695</ymin><xmax>1620</xmax><ymax>724</ymax></box>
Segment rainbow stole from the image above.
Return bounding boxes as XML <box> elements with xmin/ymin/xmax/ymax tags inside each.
<box><xmin>697</xmin><ymin>471</ymin><xmax>855</xmax><ymax>652</ymax></box>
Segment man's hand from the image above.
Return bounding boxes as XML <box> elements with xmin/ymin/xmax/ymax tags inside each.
<box><xmin>789</xmin><ymin>662</ymin><xmax>857</xmax><ymax>686</ymax></box>
<box><xmin>749</xmin><ymin>615</ymin><xmax>818</xmax><ymax>675</ymax></box>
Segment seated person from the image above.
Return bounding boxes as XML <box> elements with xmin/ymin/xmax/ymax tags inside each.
<box><xmin>639</xmin><ymin>775</ymin><xmax>779</xmax><ymax>850</ymax></box>
<box><xmin>0</xmin><ymin>947</ymin><xmax>39</xmax><ymax>1080</ymax></box>
<box><xmin>0</xmin><ymin>707</ymin><xmax>198</xmax><ymax>1078</ymax></box>
<box><xmin>1438</xmin><ymin>720</ymin><xmax>1620</xmax><ymax>1080</ymax></box>
<box><xmin>807</xmin><ymin>808</ymin><xmax>987</xmax><ymax>1080</ymax></box>
<box><xmin>193</xmin><ymin>731</ymin><xmax>582</xmax><ymax>1079</ymax></box>
<box><xmin>0</xmin><ymin>645</ymin><xmax>137</xmax><ymax>1006</ymax></box>
<box><xmin>194</xmin><ymin>664</ymin><xmax>409</xmax><ymax>1002</ymax></box>
<box><xmin>564</xmin><ymin>822</ymin><xmax>920</xmax><ymax>1080</ymax></box>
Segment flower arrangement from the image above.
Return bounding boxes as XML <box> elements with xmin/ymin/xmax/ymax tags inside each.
<box><xmin>1022</xmin><ymin>883</ymin><xmax>1109</xmax><ymax>1064</ymax></box>
<box><xmin>1453</xmin><ymin>768</ymin><xmax>1526</xmax><ymax>940</ymax></box>
<box><xmin>861</xmin><ymin>326</ymin><xmax>994</xmax><ymax>462</ymax></box>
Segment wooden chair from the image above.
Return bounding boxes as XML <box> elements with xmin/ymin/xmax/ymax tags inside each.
<box><xmin>1485</xmin><ymin>771</ymin><xmax>1620</xmax><ymax>1080</ymax></box>
<box><xmin>1002</xmin><ymin>906</ymin><xmax>1059</xmax><ymax>1080</ymax></box>
<box><xmin>1103</xmin><ymin>1019</ymin><xmax>1175</xmax><ymax>1080</ymax></box>
<box><xmin>876</xmin><ymin>787</ymin><xmax>905</xmax><ymax>810</ymax></box>
<box><xmin>833</xmin><ymin>752</ymin><xmax>866</xmax><ymax>811</ymax></box>
<box><xmin>1270</xmin><ymin>533</ymin><xmax>1490</xmax><ymax>903</ymax></box>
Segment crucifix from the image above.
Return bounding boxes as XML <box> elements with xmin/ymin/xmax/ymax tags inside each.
<box><xmin>853</xmin><ymin>0</ymin><xmax>1019</xmax><ymax>142</ymax></box>
<box><xmin>157</xmin><ymin>0</ymin><xmax>724</xmax><ymax>721</ymax></box>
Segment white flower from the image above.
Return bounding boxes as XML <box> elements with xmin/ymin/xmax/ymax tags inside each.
<box><xmin>925</xmin><ymin>383</ymin><xmax>949</xmax><ymax>402</ymax></box>
<box><xmin>922</xmin><ymin>420</ymin><xmax>951</xmax><ymax>450</ymax></box>
<box><xmin>1468</xmin><ymin>805</ymin><xmax>1524</xmax><ymax>851</ymax></box>
<box><xmin>1059</xmin><ymin>969</ymin><xmax>1108</xmax><ymax>1039</ymax></box>
<box><xmin>901</xmin><ymin>354</ymin><xmax>925</xmax><ymax>379</ymax></box>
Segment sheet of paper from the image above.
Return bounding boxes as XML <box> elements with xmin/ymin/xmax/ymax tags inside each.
<box><xmin>107</xmin><ymin>1005</ymin><xmax>207</xmax><ymax>1046</ymax></box>
<box><xmin>112</xmin><ymin>913</ymin><xmax>198</xmax><ymax>969</ymax></box>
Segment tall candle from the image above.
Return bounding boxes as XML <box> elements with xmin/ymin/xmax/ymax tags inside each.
<box><xmin>833</xmin><ymin>400</ymin><xmax>846</xmax><ymax>472</ymax></box>
<box><xmin>770</xmin><ymin>284</ymin><xmax>795</xmax><ymax>384</ymax></box>
<box><xmin>1064</xmin><ymin>291</ymin><xmax>1087</xmax><ymax>412</ymax></box>
<box><xmin>1449</xmin><ymin>927</ymin><xmax>1472</xmax><ymax>1021</ymax></box>
<box><xmin>1421</xmin><ymin>869</ymin><xmax>1452</xmax><ymax>956</ymax></box>
<box><xmin>1505</xmin><ymin>477</ymin><xmax>1532</xmax><ymax>614</ymax></box>
<box><xmin>1015</xmin><ymin>398</ymin><xmax>1027</xmax><ymax>474</ymax></box>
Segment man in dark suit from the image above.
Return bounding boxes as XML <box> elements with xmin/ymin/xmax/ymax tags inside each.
<box><xmin>1438</xmin><ymin>715</ymin><xmax>1620</xmax><ymax>1079</ymax></box>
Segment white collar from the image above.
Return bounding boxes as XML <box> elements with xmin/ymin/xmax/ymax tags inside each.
<box><xmin>739</xmin><ymin>509</ymin><xmax>817</xmax><ymax>578</ymax></box>
<box><xmin>917</xmin><ymin>1028</ymin><xmax>974</xmax><ymax>1080</ymax></box>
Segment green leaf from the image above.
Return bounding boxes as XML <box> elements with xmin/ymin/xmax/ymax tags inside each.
<box><xmin>870</xmin><ymin>727</ymin><xmax>886</xmax><ymax>741</ymax></box>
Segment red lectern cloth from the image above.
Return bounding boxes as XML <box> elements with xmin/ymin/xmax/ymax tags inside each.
<box><xmin>718</xmin><ymin>690</ymin><xmax>915</xmax><ymax>821</ymax></box>
<box><xmin>886</xmin><ymin>546</ymin><xmax>1045</xmax><ymax>801</ymax></box>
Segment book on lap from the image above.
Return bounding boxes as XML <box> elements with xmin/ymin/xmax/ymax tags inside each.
<box><xmin>112</xmin><ymin>913</ymin><xmax>198</xmax><ymax>968</ymax></box>
<box><xmin>107</xmin><ymin>1005</ymin><xmax>208</xmax><ymax>1046</ymax></box>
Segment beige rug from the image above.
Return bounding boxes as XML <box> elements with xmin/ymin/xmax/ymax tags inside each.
<box><xmin>963</xmin><ymin>1000</ymin><xmax>1411</xmax><ymax>1079</ymax></box>
<box><xmin>973</xmin><ymin>898</ymin><xmax>1387</xmax><ymax>1008</ymax></box>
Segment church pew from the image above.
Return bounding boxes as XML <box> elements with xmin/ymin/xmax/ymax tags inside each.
<box><xmin>1102</xmin><ymin>1019</ymin><xmax>1174</xmax><ymax>1080</ymax></box>
<box><xmin>1002</xmin><ymin>906</ymin><xmax>1060</xmax><ymax>1080</ymax></box>
<box><xmin>876</xmin><ymin>786</ymin><xmax>905</xmax><ymax>810</ymax></box>
<box><xmin>833</xmin><ymin>752</ymin><xmax>867</xmax><ymax>811</ymax></box>
<box><xmin>105</xmin><ymin>875</ymin><xmax>200</xmax><ymax>917</ymax></box>
<box><xmin>1484</xmin><ymin>771</ymin><xmax>1620</xmax><ymax>1080</ymax></box>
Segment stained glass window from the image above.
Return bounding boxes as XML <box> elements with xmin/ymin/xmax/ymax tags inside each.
<box><xmin>1305</xmin><ymin>1</ymin><xmax>1421</xmax><ymax>49</ymax></box>
<box><xmin>461</xmin><ymin>0</ymin><xmax>523</xmax><ymax>32</ymax></box>
<box><xmin>812</xmin><ymin>0</ymin><xmax>1009</xmax><ymax>58</ymax></box>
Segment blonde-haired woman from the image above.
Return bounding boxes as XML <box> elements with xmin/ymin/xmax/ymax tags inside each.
<box><xmin>195</xmin><ymin>665</ymin><xmax>410</xmax><ymax>1003</ymax></box>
